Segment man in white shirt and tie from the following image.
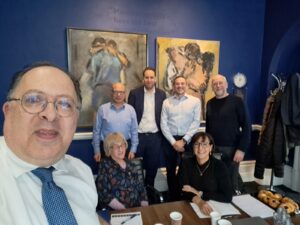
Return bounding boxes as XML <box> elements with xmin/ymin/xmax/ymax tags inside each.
<box><xmin>0</xmin><ymin>62</ymin><xmax>107</xmax><ymax>225</ymax></box>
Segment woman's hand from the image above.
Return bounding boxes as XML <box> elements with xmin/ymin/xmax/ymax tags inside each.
<box><xmin>199</xmin><ymin>201</ymin><xmax>213</xmax><ymax>215</ymax></box>
<box><xmin>192</xmin><ymin>196</ymin><xmax>213</xmax><ymax>216</ymax></box>
<box><xmin>182</xmin><ymin>185</ymin><xmax>200</xmax><ymax>196</ymax></box>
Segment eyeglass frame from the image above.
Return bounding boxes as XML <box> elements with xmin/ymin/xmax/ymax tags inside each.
<box><xmin>193</xmin><ymin>142</ymin><xmax>211</xmax><ymax>148</ymax></box>
<box><xmin>112</xmin><ymin>90</ymin><xmax>125</xmax><ymax>95</ymax></box>
<box><xmin>110</xmin><ymin>143</ymin><xmax>127</xmax><ymax>150</ymax></box>
<box><xmin>7</xmin><ymin>90</ymin><xmax>81</xmax><ymax>117</ymax></box>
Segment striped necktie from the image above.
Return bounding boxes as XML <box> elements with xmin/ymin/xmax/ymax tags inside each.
<box><xmin>32</xmin><ymin>167</ymin><xmax>78</xmax><ymax>225</ymax></box>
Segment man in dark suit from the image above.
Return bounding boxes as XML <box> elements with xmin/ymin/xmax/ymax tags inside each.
<box><xmin>128</xmin><ymin>67</ymin><xmax>166</xmax><ymax>187</ymax></box>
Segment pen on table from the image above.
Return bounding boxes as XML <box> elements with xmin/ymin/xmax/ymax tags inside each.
<box><xmin>121</xmin><ymin>214</ymin><xmax>139</xmax><ymax>225</ymax></box>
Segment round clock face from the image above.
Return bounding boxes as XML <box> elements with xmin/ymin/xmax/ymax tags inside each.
<box><xmin>233</xmin><ymin>73</ymin><xmax>247</xmax><ymax>88</ymax></box>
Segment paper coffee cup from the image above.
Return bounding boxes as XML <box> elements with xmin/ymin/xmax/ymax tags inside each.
<box><xmin>169</xmin><ymin>211</ymin><xmax>183</xmax><ymax>225</ymax></box>
<box><xmin>210</xmin><ymin>211</ymin><xmax>221</xmax><ymax>225</ymax></box>
<box><xmin>218</xmin><ymin>219</ymin><xmax>232</xmax><ymax>225</ymax></box>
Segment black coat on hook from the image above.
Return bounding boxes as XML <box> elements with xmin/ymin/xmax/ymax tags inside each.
<box><xmin>281</xmin><ymin>72</ymin><xmax>300</xmax><ymax>145</ymax></box>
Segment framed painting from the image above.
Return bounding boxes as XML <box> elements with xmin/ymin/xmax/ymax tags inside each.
<box><xmin>156</xmin><ymin>37</ymin><xmax>220</xmax><ymax>120</ymax></box>
<box><xmin>67</xmin><ymin>28</ymin><xmax>147</xmax><ymax>128</ymax></box>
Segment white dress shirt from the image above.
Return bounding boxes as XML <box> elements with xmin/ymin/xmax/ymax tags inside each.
<box><xmin>160</xmin><ymin>94</ymin><xmax>201</xmax><ymax>145</ymax></box>
<box><xmin>0</xmin><ymin>136</ymin><xmax>100</xmax><ymax>225</ymax></box>
<box><xmin>138</xmin><ymin>87</ymin><xmax>159</xmax><ymax>133</ymax></box>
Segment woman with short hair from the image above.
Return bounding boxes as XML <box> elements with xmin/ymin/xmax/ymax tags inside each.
<box><xmin>96</xmin><ymin>132</ymin><xmax>148</xmax><ymax>210</ymax></box>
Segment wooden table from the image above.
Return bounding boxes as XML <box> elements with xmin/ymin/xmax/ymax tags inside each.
<box><xmin>111</xmin><ymin>200</ymin><xmax>300</xmax><ymax>225</ymax></box>
<box><xmin>112</xmin><ymin>201</ymin><xmax>231</xmax><ymax>225</ymax></box>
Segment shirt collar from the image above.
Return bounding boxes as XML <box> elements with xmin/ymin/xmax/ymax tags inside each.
<box><xmin>110</xmin><ymin>102</ymin><xmax>125</xmax><ymax>110</ymax></box>
<box><xmin>172</xmin><ymin>93</ymin><xmax>188</xmax><ymax>100</ymax></box>
<box><xmin>143</xmin><ymin>86</ymin><xmax>156</xmax><ymax>94</ymax></box>
<box><xmin>1</xmin><ymin>137</ymin><xmax>67</xmax><ymax>178</ymax></box>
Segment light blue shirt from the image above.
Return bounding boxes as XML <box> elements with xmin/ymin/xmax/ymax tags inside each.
<box><xmin>92</xmin><ymin>102</ymin><xmax>139</xmax><ymax>153</ymax></box>
<box><xmin>160</xmin><ymin>94</ymin><xmax>201</xmax><ymax>145</ymax></box>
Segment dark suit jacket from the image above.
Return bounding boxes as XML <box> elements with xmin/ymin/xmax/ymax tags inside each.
<box><xmin>128</xmin><ymin>86</ymin><xmax>166</xmax><ymax>130</ymax></box>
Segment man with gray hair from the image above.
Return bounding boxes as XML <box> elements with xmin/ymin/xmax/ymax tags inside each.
<box><xmin>206</xmin><ymin>74</ymin><xmax>251</xmax><ymax>195</ymax></box>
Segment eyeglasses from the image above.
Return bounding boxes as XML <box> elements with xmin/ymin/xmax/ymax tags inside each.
<box><xmin>7</xmin><ymin>91</ymin><xmax>81</xmax><ymax>117</ymax></box>
<box><xmin>112</xmin><ymin>90</ymin><xmax>125</xmax><ymax>95</ymax></box>
<box><xmin>111</xmin><ymin>143</ymin><xmax>126</xmax><ymax>150</ymax></box>
<box><xmin>193</xmin><ymin>142</ymin><xmax>210</xmax><ymax>148</ymax></box>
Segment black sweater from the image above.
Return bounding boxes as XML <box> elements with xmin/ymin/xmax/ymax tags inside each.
<box><xmin>178</xmin><ymin>156</ymin><xmax>232</xmax><ymax>203</ymax></box>
<box><xmin>206</xmin><ymin>94</ymin><xmax>251</xmax><ymax>152</ymax></box>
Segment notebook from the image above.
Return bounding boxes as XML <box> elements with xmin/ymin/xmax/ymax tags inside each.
<box><xmin>232</xmin><ymin>194</ymin><xmax>274</xmax><ymax>218</ymax></box>
<box><xmin>110</xmin><ymin>211</ymin><xmax>143</xmax><ymax>225</ymax></box>
<box><xmin>190</xmin><ymin>200</ymin><xmax>241</xmax><ymax>218</ymax></box>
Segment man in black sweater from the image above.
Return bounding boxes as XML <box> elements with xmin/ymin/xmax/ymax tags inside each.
<box><xmin>206</xmin><ymin>74</ymin><xmax>251</xmax><ymax>194</ymax></box>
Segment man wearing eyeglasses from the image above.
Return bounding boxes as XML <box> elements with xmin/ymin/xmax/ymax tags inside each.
<box><xmin>0</xmin><ymin>62</ymin><xmax>104</xmax><ymax>224</ymax></box>
<box><xmin>92</xmin><ymin>82</ymin><xmax>138</xmax><ymax>162</ymax></box>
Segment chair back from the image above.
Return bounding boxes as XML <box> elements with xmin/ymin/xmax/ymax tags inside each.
<box><xmin>130</xmin><ymin>157</ymin><xmax>165</xmax><ymax>204</ymax></box>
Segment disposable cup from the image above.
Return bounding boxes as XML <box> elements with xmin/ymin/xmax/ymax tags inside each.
<box><xmin>169</xmin><ymin>211</ymin><xmax>183</xmax><ymax>225</ymax></box>
<box><xmin>218</xmin><ymin>219</ymin><xmax>232</xmax><ymax>225</ymax></box>
<box><xmin>210</xmin><ymin>211</ymin><xmax>221</xmax><ymax>225</ymax></box>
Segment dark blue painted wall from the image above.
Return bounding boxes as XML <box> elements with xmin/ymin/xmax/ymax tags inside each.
<box><xmin>0</xmin><ymin>0</ymin><xmax>270</xmax><ymax>171</ymax></box>
<box><xmin>0</xmin><ymin>0</ymin><xmax>266</xmax><ymax>124</ymax></box>
<box><xmin>260</xmin><ymin>0</ymin><xmax>300</xmax><ymax>114</ymax></box>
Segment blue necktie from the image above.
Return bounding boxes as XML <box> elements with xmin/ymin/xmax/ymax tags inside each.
<box><xmin>32</xmin><ymin>167</ymin><xmax>78</xmax><ymax>225</ymax></box>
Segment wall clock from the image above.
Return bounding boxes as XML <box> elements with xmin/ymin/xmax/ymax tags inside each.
<box><xmin>233</xmin><ymin>72</ymin><xmax>247</xmax><ymax>88</ymax></box>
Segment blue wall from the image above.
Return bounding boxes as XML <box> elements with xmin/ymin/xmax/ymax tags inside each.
<box><xmin>260</xmin><ymin>0</ymin><xmax>300</xmax><ymax>113</ymax></box>
<box><xmin>0</xmin><ymin>0</ymin><xmax>266</xmax><ymax>124</ymax></box>
<box><xmin>0</xmin><ymin>0</ymin><xmax>271</xmax><ymax>171</ymax></box>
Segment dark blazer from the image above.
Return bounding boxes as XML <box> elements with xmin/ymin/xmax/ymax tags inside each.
<box><xmin>128</xmin><ymin>86</ymin><xmax>166</xmax><ymax>130</ymax></box>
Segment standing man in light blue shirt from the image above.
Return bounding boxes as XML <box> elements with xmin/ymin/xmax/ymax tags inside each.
<box><xmin>161</xmin><ymin>76</ymin><xmax>201</xmax><ymax>201</ymax></box>
<box><xmin>92</xmin><ymin>83</ymin><xmax>138</xmax><ymax>162</ymax></box>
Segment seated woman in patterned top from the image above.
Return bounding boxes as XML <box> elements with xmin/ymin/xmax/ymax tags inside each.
<box><xmin>96</xmin><ymin>132</ymin><xmax>148</xmax><ymax>210</ymax></box>
<box><xmin>178</xmin><ymin>132</ymin><xmax>232</xmax><ymax>215</ymax></box>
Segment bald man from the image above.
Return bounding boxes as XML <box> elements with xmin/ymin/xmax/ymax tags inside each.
<box><xmin>92</xmin><ymin>83</ymin><xmax>138</xmax><ymax>162</ymax></box>
<box><xmin>206</xmin><ymin>74</ymin><xmax>251</xmax><ymax>195</ymax></box>
<box><xmin>0</xmin><ymin>62</ymin><xmax>106</xmax><ymax>225</ymax></box>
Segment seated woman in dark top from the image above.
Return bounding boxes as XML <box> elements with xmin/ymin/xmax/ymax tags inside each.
<box><xmin>178</xmin><ymin>132</ymin><xmax>232</xmax><ymax>215</ymax></box>
<box><xmin>96</xmin><ymin>132</ymin><xmax>148</xmax><ymax>210</ymax></box>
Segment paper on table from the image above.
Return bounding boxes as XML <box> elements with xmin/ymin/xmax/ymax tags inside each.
<box><xmin>110</xmin><ymin>211</ymin><xmax>143</xmax><ymax>225</ymax></box>
<box><xmin>190</xmin><ymin>200</ymin><xmax>241</xmax><ymax>218</ymax></box>
<box><xmin>232</xmin><ymin>194</ymin><xmax>274</xmax><ymax>218</ymax></box>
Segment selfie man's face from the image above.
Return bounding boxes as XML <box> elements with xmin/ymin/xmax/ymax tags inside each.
<box><xmin>3</xmin><ymin>66</ymin><xmax>79</xmax><ymax>166</ymax></box>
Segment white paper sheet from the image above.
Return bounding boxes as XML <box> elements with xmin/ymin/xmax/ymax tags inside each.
<box><xmin>232</xmin><ymin>194</ymin><xmax>274</xmax><ymax>218</ymax></box>
<box><xmin>191</xmin><ymin>200</ymin><xmax>241</xmax><ymax>218</ymax></box>
<box><xmin>110</xmin><ymin>211</ymin><xmax>143</xmax><ymax>225</ymax></box>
